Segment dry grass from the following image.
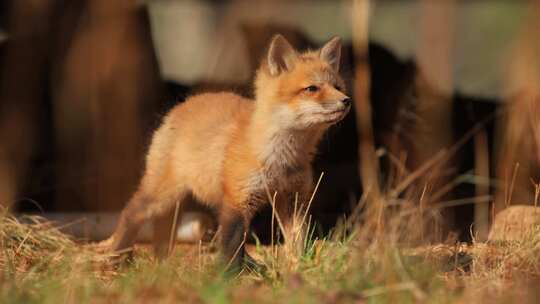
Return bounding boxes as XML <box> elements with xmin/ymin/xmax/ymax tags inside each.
<box><xmin>2</xmin><ymin>199</ymin><xmax>540</xmax><ymax>304</ymax></box>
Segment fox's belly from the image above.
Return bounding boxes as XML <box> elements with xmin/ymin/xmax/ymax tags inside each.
<box><xmin>170</xmin><ymin>133</ymin><xmax>228</xmax><ymax>206</ymax></box>
<box><xmin>187</xmin><ymin>172</ymin><xmax>224</xmax><ymax>206</ymax></box>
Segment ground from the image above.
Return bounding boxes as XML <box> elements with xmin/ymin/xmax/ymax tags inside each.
<box><xmin>2</xmin><ymin>211</ymin><xmax>540</xmax><ymax>303</ymax></box>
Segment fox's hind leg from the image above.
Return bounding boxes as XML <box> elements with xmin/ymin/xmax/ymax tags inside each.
<box><xmin>152</xmin><ymin>196</ymin><xmax>189</xmax><ymax>258</ymax></box>
<box><xmin>108</xmin><ymin>188</ymin><xmax>188</xmax><ymax>255</ymax></box>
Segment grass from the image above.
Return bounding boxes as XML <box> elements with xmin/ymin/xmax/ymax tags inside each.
<box><xmin>2</xmin><ymin>203</ymin><xmax>540</xmax><ymax>304</ymax></box>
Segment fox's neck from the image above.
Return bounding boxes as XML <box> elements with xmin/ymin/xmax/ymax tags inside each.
<box><xmin>248</xmin><ymin>104</ymin><xmax>323</xmax><ymax>172</ymax></box>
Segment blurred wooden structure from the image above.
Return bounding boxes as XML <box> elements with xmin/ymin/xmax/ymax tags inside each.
<box><xmin>494</xmin><ymin>0</ymin><xmax>540</xmax><ymax>214</ymax></box>
<box><xmin>52</xmin><ymin>0</ymin><xmax>164</xmax><ymax>212</ymax></box>
<box><xmin>0</xmin><ymin>1</ymin><xmax>56</xmax><ymax>209</ymax></box>
<box><xmin>0</xmin><ymin>1</ymin><xmax>165</xmax><ymax>212</ymax></box>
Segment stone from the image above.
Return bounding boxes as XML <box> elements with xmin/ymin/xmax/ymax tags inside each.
<box><xmin>488</xmin><ymin>205</ymin><xmax>540</xmax><ymax>242</ymax></box>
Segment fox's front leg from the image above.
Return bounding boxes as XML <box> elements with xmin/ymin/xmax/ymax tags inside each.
<box><xmin>219</xmin><ymin>206</ymin><xmax>249</xmax><ymax>271</ymax></box>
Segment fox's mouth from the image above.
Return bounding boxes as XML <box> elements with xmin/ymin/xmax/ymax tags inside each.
<box><xmin>294</xmin><ymin>102</ymin><xmax>351</xmax><ymax>128</ymax></box>
<box><xmin>322</xmin><ymin>106</ymin><xmax>350</xmax><ymax>124</ymax></box>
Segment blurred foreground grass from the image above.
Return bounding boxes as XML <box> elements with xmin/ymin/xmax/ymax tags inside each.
<box><xmin>1</xmin><ymin>210</ymin><xmax>540</xmax><ymax>303</ymax></box>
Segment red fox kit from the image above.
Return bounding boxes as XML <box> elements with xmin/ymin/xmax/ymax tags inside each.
<box><xmin>103</xmin><ymin>34</ymin><xmax>350</xmax><ymax>268</ymax></box>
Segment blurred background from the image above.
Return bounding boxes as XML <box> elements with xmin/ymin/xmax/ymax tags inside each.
<box><xmin>0</xmin><ymin>0</ymin><xmax>539</xmax><ymax>242</ymax></box>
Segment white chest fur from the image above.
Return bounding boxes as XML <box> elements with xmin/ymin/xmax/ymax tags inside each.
<box><xmin>249</xmin><ymin>129</ymin><xmax>315</xmax><ymax>194</ymax></box>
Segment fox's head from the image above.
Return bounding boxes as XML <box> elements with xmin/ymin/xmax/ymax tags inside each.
<box><xmin>255</xmin><ymin>34</ymin><xmax>350</xmax><ymax>130</ymax></box>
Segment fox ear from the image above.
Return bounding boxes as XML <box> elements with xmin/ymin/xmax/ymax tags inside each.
<box><xmin>267</xmin><ymin>34</ymin><xmax>298</xmax><ymax>76</ymax></box>
<box><xmin>320</xmin><ymin>36</ymin><xmax>342</xmax><ymax>72</ymax></box>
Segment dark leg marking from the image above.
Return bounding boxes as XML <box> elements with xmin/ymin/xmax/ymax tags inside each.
<box><xmin>219</xmin><ymin>208</ymin><xmax>247</xmax><ymax>271</ymax></box>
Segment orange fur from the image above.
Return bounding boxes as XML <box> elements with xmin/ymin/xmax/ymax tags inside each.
<box><xmin>104</xmin><ymin>34</ymin><xmax>350</xmax><ymax>268</ymax></box>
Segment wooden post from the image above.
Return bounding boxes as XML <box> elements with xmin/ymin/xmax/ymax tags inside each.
<box><xmin>414</xmin><ymin>0</ymin><xmax>456</xmax><ymax>238</ymax></box>
<box><xmin>474</xmin><ymin>128</ymin><xmax>490</xmax><ymax>241</ymax></box>
<box><xmin>352</xmin><ymin>0</ymin><xmax>380</xmax><ymax>198</ymax></box>
<box><xmin>53</xmin><ymin>1</ymin><xmax>164</xmax><ymax>212</ymax></box>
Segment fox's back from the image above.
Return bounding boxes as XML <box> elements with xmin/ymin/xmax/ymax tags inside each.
<box><xmin>143</xmin><ymin>92</ymin><xmax>254</xmax><ymax>204</ymax></box>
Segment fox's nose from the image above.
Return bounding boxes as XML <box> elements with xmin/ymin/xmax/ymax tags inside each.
<box><xmin>341</xmin><ymin>98</ymin><xmax>352</xmax><ymax>107</ymax></box>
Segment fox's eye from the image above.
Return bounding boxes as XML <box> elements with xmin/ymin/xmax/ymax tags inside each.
<box><xmin>334</xmin><ymin>85</ymin><xmax>343</xmax><ymax>91</ymax></box>
<box><xmin>305</xmin><ymin>85</ymin><xmax>319</xmax><ymax>93</ymax></box>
